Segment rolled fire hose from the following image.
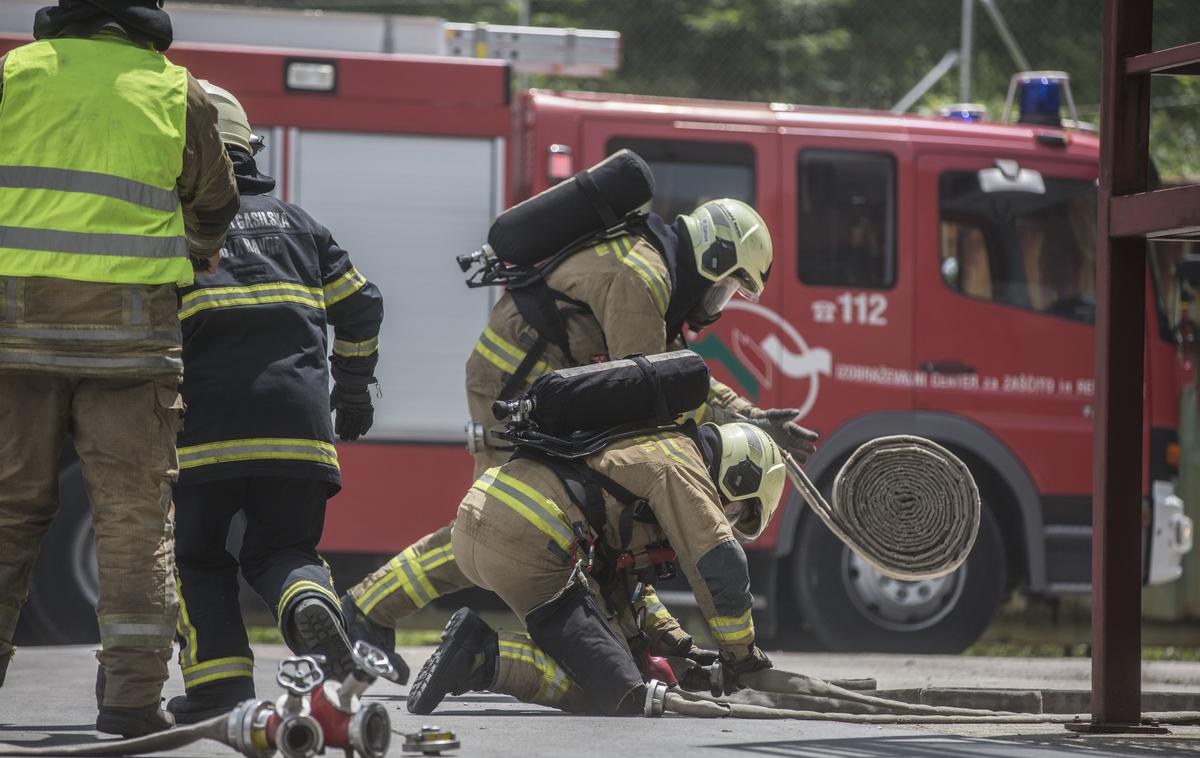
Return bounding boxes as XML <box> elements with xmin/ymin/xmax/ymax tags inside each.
<box><xmin>645</xmin><ymin>669</ymin><xmax>1200</xmax><ymax>725</ymax></box>
<box><xmin>786</xmin><ymin>435</ymin><xmax>980</xmax><ymax>580</ymax></box>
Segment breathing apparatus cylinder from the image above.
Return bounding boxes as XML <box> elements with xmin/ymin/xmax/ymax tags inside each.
<box><xmin>494</xmin><ymin>350</ymin><xmax>709</xmax><ymax>435</ymax></box>
<box><xmin>485</xmin><ymin>149</ymin><xmax>655</xmax><ymax>267</ymax></box>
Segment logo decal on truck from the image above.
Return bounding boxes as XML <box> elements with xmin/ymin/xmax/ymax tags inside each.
<box><xmin>692</xmin><ymin>300</ymin><xmax>832</xmax><ymax>420</ymax></box>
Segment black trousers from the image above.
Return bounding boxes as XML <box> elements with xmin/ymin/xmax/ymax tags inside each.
<box><xmin>174</xmin><ymin>476</ymin><xmax>339</xmax><ymax>693</ymax></box>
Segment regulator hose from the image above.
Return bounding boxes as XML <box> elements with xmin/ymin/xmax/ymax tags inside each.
<box><xmin>788</xmin><ymin>435</ymin><xmax>980</xmax><ymax>581</ymax></box>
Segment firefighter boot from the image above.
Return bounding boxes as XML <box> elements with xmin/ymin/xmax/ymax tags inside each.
<box><xmin>340</xmin><ymin>594</ymin><xmax>410</xmax><ymax>684</ymax></box>
<box><xmin>289</xmin><ymin>597</ymin><xmax>355</xmax><ymax>682</ymax></box>
<box><xmin>0</xmin><ymin>651</ymin><xmax>9</xmax><ymax>687</ymax></box>
<box><xmin>167</xmin><ymin>678</ymin><xmax>256</xmax><ymax>724</ymax></box>
<box><xmin>407</xmin><ymin>608</ymin><xmax>498</xmax><ymax>715</ymax></box>
<box><xmin>95</xmin><ymin>668</ymin><xmax>174</xmax><ymax>737</ymax></box>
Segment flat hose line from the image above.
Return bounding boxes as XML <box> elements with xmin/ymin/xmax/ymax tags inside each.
<box><xmin>787</xmin><ymin>435</ymin><xmax>980</xmax><ymax>581</ymax></box>
<box><xmin>0</xmin><ymin>715</ymin><xmax>228</xmax><ymax>756</ymax></box>
<box><xmin>649</xmin><ymin>669</ymin><xmax>1200</xmax><ymax>725</ymax></box>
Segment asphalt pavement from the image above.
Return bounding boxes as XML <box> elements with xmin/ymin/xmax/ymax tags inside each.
<box><xmin>2</xmin><ymin>644</ymin><xmax>1198</xmax><ymax>757</ymax></box>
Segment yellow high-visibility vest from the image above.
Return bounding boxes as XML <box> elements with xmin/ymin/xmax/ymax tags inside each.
<box><xmin>0</xmin><ymin>33</ymin><xmax>191</xmax><ymax>286</ymax></box>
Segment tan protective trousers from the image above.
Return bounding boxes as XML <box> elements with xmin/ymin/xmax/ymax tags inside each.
<box><xmin>0</xmin><ymin>372</ymin><xmax>181</xmax><ymax>707</ymax></box>
<box><xmin>347</xmin><ymin>386</ymin><xmax>506</xmax><ymax>626</ymax></box>
<box><xmin>452</xmin><ymin>520</ymin><xmax>637</xmax><ymax>714</ymax></box>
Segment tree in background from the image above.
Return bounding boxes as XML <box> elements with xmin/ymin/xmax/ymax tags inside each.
<box><xmin>175</xmin><ymin>0</ymin><xmax>1200</xmax><ymax>178</ymax></box>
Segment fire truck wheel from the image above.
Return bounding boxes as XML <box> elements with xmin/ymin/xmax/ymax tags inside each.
<box><xmin>12</xmin><ymin>448</ymin><xmax>100</xmax><ymax>645</ymax></box>
<box><xmin>792</xmin><ymin>501</ymin><xmax>1005</xmax><ymax>653</ymax></box>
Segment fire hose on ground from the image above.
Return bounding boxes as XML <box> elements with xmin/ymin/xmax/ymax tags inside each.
<box><xmin>0</xmin><ymin>641</ymin><xmax>402</xmax><ymax>758</ymax></box>
<box><xmin>641</xmin><ymin>435</ymin><xmax>1200</xmax><ymax>727</ymax></box>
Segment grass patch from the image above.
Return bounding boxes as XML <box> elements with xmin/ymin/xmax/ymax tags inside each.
<box><xmin>965</xmin><ymin>641</ymin><xmax>1200</xmax><ymax>661</ymax></box>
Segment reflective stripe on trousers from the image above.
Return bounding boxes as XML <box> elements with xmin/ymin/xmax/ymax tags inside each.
<box><xmin>498</xmin><ymin>636</ymin><xmax>572</xmax><ymax>707</ymax></box>
<box><xmin>471</xmin><ymin>468</ymin><xmax>575</xmax><ymax>556</ymax></box>
<box><xmin>356</xmin><ymin>543</ymin><xmax>454</xmax><ymax>615</ymax></box>
<box><xmin>181</xmin><ymin>656</ymin><xmax>254</xmax><ymax>689</ymax></box>
<box><xmin>98</xmin><ymin>613</ymin><xmax>175</xmax><ymax>648</ymax></box>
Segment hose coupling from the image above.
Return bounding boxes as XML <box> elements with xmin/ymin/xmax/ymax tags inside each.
<box><xmin>643</xmin><ymin>679</ymin><xmax>669</xmax><ymax>718</ymax></box>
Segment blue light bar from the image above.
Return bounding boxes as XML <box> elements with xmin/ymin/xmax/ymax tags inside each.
<box><xmin>937</xmin><ymin>103</ymin><xmax>988</xmax><ymax>123</ymax></box>
<box><xmin>1017</xmin><ymin>74</ymin><xmax>1065</xmax><ymax>126</ymax></box>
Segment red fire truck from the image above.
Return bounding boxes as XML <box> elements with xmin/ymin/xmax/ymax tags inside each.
<box><xmin>4</xmin><ymin>3</ymin><xmax>1192</xmax><ymax>652</ymax></box>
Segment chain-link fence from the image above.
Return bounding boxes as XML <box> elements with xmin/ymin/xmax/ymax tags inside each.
<box><xmin>176</xmin><ymin>0</ymin><xmax>1200</xmax><ymax>177</ymax></box>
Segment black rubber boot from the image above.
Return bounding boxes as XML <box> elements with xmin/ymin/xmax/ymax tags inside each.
<box><xmin>0</xmin><ymin>651</ymin><xmax>10</xmax><ymax>687</ymax></box>
<box><xmin>289</xmin><ymin>597</ymin><xmax>355</xmax><ymax>682</ymax></box>
<box><xmin>166</xmin><ymin>678</ymin><xmax>255</xmax><ymax>724</ymax></box>
<box><xmin>341</xmin><ymin>594</ymin><xmax>410</xmax><ymax>684</ymax></box>
<box><xmin>407</xmin><ymin>608</ymin><xmax>498</xmax><ymax>716</ymax></box>
<box><xmin>94</xmin><ymin>666</ymin><xmax>175</xmax><ymax>736</ymax></box>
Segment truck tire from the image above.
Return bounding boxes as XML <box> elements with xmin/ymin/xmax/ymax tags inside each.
<box><xmin>792</xmin><ymin>501</ymin><xmax>1005</xmax><ymax>653</ymax></box>
<box><xmin>13</xmin><ymin>447</ymin><xmax>100</xmax><ymax>645</ymax></box>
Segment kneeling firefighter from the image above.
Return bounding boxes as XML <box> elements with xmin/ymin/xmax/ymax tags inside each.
<box><xmin>168</xmin><ymin>82</ymin><xmax>387</xmax><ymax>723</ymax></box>
<box><xmin>407</xmin><ymin>353</ymin><xmax>786</xmax><ymax>716</ymax></box>
<box><xmin>342</xmin><ymin>153</ymin><xmax>817</xmax><ymax>664</ymax></box>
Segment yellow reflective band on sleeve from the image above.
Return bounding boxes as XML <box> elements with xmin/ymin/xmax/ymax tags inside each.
<box><xmin>499</xmin><ymin>639</ymin><xmax>571</xmax><ymax>706</ymax></box>
<box><xmin>98</xmin><ymin>613</ymin><xmax>175</xmax><ymax>648</ymax></box>
<box><xmin>635</xmin><ymin>433</ymin><xmax>705</xmax><ymax>473</ymax></box>
<box><xmin>638</xmin><ymin>590</ymin><xmax>673</xmax><ymax>623</ymax></box>
<box><xmin>708</xmin><ymin>608</ymin><xmax>755</xmax><ymax>645</ymax></box>
<box><xmin>324</xmin><ymin>267</ymin><xmax>367</xmax><ymax>307</ymax></box>
<box><xmin>276</xmin><ymin>579</ymin><xmax>341</xmax><ymax>622</ymax></box>
<box><xmin>472</xmin><ymin>468</ymin><xmax>575</xmax><ymax>553</ymax></box>
<box><xmin>333</xmin><ymin>335</ymin><xmax>379</xmax><ymax>358</ymax></box>
<box><xmin>473</xmin><ymin>326</ymin><xmax>550</xmax><ymax>383</ymax></box>
<box><xmin>178</xmin><ymin>438</ymin><xmax>339</xmax><ymax>470</ymax></box>
<box><xmin>179</xmin><ymin>281</ymin><xmax>325</xmax><ymax>320</ymax></box>
<box><xmin>182</xmin><ymin>656</ymin><xmax>254</xmax><ymax>689</ymax></box>
<box><xmin>708</xmin><ymin>379</ymin><xmax>735</xmax><ymax>402</ymax></box>
<box><xmin>607</xmin><ymin>236</ymin><xmax>669</xmax><ymax>317</ymax></box>
<box><xmin>357</xmin><ymin>543</ymin><xmax>454</xmax><ymax>615</ymax></box>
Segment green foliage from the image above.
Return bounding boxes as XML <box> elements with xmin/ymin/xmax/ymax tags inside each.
<box><xmin>173</xmin><ymin>0</ymin><xmax>1200</xmax><ymax>178</ymax></box>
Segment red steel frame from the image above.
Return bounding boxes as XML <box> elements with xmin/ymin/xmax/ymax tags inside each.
<box><xmin>1082</xmin><ymin>0</ymin><xmax>1200</xmax><ymax>733</ymax></box>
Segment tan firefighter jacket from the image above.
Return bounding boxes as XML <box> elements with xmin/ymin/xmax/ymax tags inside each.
<box><xmin>465</xmin><ymin>232</ymin><xmax>756</xmax><ymax>458</ymax></box>
<box><xmin>456</xmin><ymin>429</ymin><xmax>758</xmax><ymax>660</ymax></box>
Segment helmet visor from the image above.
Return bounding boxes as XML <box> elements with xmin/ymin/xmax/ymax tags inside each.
<box><xmin>698</xmin><ymin>277</ymin><xmax>742</xmax><ymax>320</ymax></box>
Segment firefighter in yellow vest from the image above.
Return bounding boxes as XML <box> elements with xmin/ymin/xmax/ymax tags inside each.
<box><xmin>341</xmin><ymin>198</ymin><xmax>818</xmax><ymax>666</ymax></box>
<box><xmin>0</xmin><ymin>0</ymin><xmax>238</xmax><ymax>737</ymax></box>
<box><xmin>406</xmin><ymin>421</ymin><xmax>786</xmax><ymax>715</ymax></box>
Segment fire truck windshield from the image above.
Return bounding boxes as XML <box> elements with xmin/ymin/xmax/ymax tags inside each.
<box><xmin>939</xmin><ymin>172</ymin><xmax>1097</xmax><ymax>324</ymax></box>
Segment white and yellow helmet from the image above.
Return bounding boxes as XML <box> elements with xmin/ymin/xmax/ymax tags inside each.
<box><xmin>679</xmin><ymin>199</ymin><xmax>773</xmax><ymax>315</ymax></box>
<box><xmin>198</xmin><ymin>79</ymin><xmax>254</xmax><ymax>154</ymax></box>
<box><xmin>706</xmin><ymin>421</ymin><xmax>787</xmax><ymax>540</ymax></box>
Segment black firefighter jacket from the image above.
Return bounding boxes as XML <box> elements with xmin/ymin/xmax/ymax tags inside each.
<box><xmin>176</xmin><ymin>151</ymin><xmax>383</xmax><ymax>493</ymax></box>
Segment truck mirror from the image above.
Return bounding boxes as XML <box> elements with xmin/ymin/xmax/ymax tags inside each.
<box><xmin>978</xmin><ymin>163</ymin><xmax>1046</xmax><ymax>195</ymax></box>
<box><xmin>1177</xmin><ymin>255</ymin><xmax>1200</xmax><ymax>287</ymax></box>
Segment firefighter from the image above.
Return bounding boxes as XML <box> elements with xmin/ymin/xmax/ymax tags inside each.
<box><xmin>0</xmin><ymin>0</ymin><xmax>238</xmax><ymax>737</ymax></box>
<box><xmin>341</xmin><ymin>197</ymin><xmax>818</xmax><ymax>662</ymax></box>
<box><xmin>163</xmin><ymin>82</ymin><xmax>386</xmax><ymax>723</ymax></box>
<box><xmin>405</xmin><ymin>421</ymin><xmax>785</xmax><ymax>715</ymax></box>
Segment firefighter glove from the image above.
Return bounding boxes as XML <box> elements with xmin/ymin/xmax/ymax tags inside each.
<box><xmin>684</xmin><ymin>644</ymin><xmax>720</xmax><ymax>667</ymax></box>
<box><xmin>712</xmin><ymin>645</ymin><xmax>773</xmax><ymax>696</ymax></box>
<box><xmin>747</xmin><ymin>407</ymin><xmax>819</xmax><ymax>462</ymax></box>
<box><xmin>331</xmin><ymin>382</ymin><xmax>374</xmax><ymax>441</ymax></box>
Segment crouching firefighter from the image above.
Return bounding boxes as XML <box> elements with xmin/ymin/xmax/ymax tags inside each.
<box><xmin>407</xmin><ymin>354</ymin><xmax>787</xmax><ymax>716</ymax></box>
<box><xmin>342</xmin><ymin>161</ymin><xmax>816</xmax><ymax>661</ymax></box>
<box><xmin>168</xmin><ymin>81</ymin><xmax>387</xmax><ymax>723</ymax></box>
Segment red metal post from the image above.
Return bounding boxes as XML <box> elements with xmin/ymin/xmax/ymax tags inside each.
<box><xmin>1091</xmin><ymin>0</ymin><xmax>1152</xmax><ymax>729</ymax></box>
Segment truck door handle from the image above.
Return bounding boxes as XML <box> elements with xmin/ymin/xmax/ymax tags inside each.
<box><xmin>920</xmin><ymin>360</ymin><xmax>977</xmax><ymax>375</ymax></box>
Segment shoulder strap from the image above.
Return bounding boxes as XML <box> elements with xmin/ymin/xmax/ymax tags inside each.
<box><xmin>574</xmin><ymin>169</ymin><xmax>620</xmax><ymax>229</ymax></box>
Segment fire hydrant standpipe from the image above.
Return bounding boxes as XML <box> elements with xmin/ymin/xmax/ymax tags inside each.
<box><xmin>0</xmin><ymin>642</ymin><xmax>401</xmax><ymax>758</ymax></box>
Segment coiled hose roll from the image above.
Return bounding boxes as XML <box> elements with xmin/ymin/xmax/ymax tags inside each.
<box><xmin>788</xmin><ymin>435</ymin><xmax>980</xmax><ymax>581</ymax></box>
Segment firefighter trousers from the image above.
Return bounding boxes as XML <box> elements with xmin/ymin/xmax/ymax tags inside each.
<box><xmin>452</xmin><ymin>521</ymin><xmax>645</xmax><ymax>715</ymax></box>
<box><xmin>346</xmin><ymin>438</ymin><xmax>509</xmax><ymax>627</ymax></box>
<box><xmin>174</xmin><ymin>476</ymin><xmax>340</xmax><ymax>694</ymax></box>
<box><xmin>0</xmin><ymin>372</ymin><xmax>180</xmax><ymax>708</ymax></box>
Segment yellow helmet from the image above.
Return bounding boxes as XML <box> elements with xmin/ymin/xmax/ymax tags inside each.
<box><xmin>679</xmin><ymin>199</ymin><xmax>773</xmax><ymax>314</ymax></box>
<box><xmin>705</xmin><ymin>421</ymin><xmax>787</xmax><ymax>540</ymax></box>
<box><xmin>199</xmin><ymin>80</ymin><xmax>253</xmax><ymax>154</ymax></box>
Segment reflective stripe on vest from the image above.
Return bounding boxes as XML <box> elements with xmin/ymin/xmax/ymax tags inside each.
<box><xmin>177</xmin><ymin>438</ymin><xmax>339</xmax><ymax>470</ymax></box>
<box><xmin>0</xmin><ymin>36</ymin><xmax>191</xmax><ymax>286</ymax></box>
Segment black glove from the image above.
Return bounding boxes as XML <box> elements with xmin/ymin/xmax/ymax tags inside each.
<box><xmin>330</xmin><ymin>383</ymin><xmax>374</xmax><ymax>441</ymax></box>
<box><xmin>747</xmin><ymin>408</ymin><xmax>819</xmax><ymax>462</ymax></box>
<box><xmin>712</xmin><ymin>645</ymin><xmax>773</xmax><ymax>696</ymax></box>
<box><xmin>684</xmin><ymin>644</ymin><xmax>719</xmax><ymax>667</ymax></box>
